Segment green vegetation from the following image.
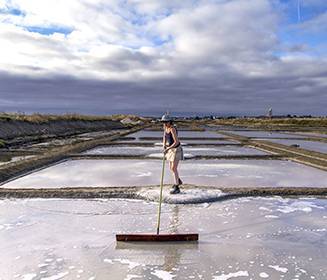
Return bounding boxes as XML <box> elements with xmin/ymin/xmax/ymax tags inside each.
<box><xmin>212</xmin><ymin>117</ymin><xmax>327</xmax><ymax>129</ymax></box>
<box><xmin>0</xmin><ymin>112</ymin><xmax>149</xmax><ymax>124</ymax></box>
<box><xmin>0</xmin><ymin>139</ymin><xmax>5</xmax><ymax>148</ymax></box>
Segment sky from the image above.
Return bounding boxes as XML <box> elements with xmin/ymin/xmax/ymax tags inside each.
<box><xmin>0</xmin><ymin>0</ymin><xmax>326</xmax><ymax>116</ymax></box>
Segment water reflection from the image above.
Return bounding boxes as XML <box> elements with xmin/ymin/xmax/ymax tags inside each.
<box><xmin>231</xmin><ymin>131</ymin><xmax>307</xmax><ymax>138</ymax></box>
<box><xmin>83</xmin><ymin>145</ymin><xmax>267</xmax><ymax>156</ymax></box>
<box><xmin>1</xmin><ymin>198</ymin><xmax>327</xmax><ymax>279</ymax></box>
<box><xmin>118</xmin><ymin>137</ymin><xmax>237</xmax><ymax>144</ymax></box>
<box><xmin>128</xmin><ymin>130</ymin><xmax>227</xmax><ymax>139</ymax></box>
<box><xmin>2</xmin><ymin>159</ymin><xmax>327</xmax><ymax>188</ymax></box>
<box><xmin>256</xmin><ymin>139</ymin><xmax>327</xmax><ymax>154</ymax></box>
<box><xmin>115</xmin><ymin>204</ymin><xmax>198</xmax><ymax>274</ymax></box>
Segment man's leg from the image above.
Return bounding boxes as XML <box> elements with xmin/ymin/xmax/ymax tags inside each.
<box><xmin>172</xmin><ymin>160</ymin><xmax>180</xmax><ymax>185</ymax></box>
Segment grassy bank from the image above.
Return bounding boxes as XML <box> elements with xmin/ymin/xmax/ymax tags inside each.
<box><xmin>211</xmin><ymin>117</ymin><xmax>327</xmax><ymax>129</ymax></box>
<box><xmin>0</xmin><ymin>112</ymin><xmax>148</xmax><ymax>123</ymax></box>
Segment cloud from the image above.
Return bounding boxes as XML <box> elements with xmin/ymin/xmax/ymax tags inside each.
<box><xmin>297</xmin><ymin>12</ymin><xmax>327</xmax><ymax>33</ymax></box>
<box><xmin>0</xmin><ymin>0</ymin><xmax>280</xmax><ymax>79</ymax></box>
<box><xmin>0</xmin><ymin>0</ymin><xmax>326</xmax><ymax>115</ymax></box>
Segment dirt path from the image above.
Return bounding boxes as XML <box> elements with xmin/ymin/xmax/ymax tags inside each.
<box><xmin>1</xmin><ymin>185</ymin><xmax>326</xmax><ymax>201</ymax></box>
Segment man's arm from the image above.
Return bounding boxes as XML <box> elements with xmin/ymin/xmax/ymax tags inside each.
<box><xmin>163</xmin><ymin>129</ymin><xmax>166</xmax><ymax>149</ymax></box>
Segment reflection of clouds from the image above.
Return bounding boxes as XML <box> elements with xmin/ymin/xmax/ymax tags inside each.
<box><xmin>3</xmin><ymin>159</ymin><xmax>327</xmax><ymax>189</ymax></box>
<box><xmin>258</xmin><ymin>139</ymin><xmax>327</xmax><ymax>154</ymax></box>
<box><xmin>233</xmin><ymin>131</ymin><xmax>305</xmax><ymax>138</ymax></box>
<box><xmin>128</xmin><ymin>131</ymin><xmax>225</xmax><ymax>138</ymax></box>
<box><xmin>1</xmin><ymin>197</ymin><xmax>327</xmax><ymax>279</ymax></box>
<box><xmin>135</xmin><ymin>172</ymin><xmax>152</xmax><ymax>177</ymax></box>
<box><xmin>184</xmin><ymin>146</ymin><xmax>266</xmax><ymax>156</ymax></box>
<box><xmin>146</xmin><ymin>153</ymin><xmax>164</xmax><ymax>158</ymax></box>
<box><xmin>85</xmin><ymin>146</ymin><xmax>159</xmax><ymax>155</ymax></box>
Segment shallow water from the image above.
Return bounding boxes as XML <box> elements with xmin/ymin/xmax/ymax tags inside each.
<box><xmin>0</xmin><ymin>197</ymin><xmax>326</xmax><ymax>280</ymax></box>
<box><xmin>257</xmin><ymin>138</ymin><xmax>327</xmax><ymax>154</ymax></box>
<box><xmin>2</xmin><ymin>159</ymin><xmax>327</xmax><ymax>188</ymax></box>
<box><xmin>231</xmin><ymin>131</ymin><xmax>307</xmax><ymax>139</ymax></box>
<box><xmin>117</xmin><ymin>137</ymin><xmax>237</xmax><ymax>144</ymax></box>
<box><xmin>83</xmin><ymin>145</ymin><xmax>268</xmax><ymax>156</ymax></box>
<box><xmin>127</xmin><ymin>130</ymin><xmax>227</xmax><ymax>139</ymax></box>
<box><xmin>284</xmin><ymin>132</ymin><xmax>327</xmax><ymax>139</ymax></box>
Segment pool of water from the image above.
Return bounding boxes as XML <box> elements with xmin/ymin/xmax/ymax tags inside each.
<box><xmin>257</xmin><ymin>139</ymin><xmax>327</xmax><ymax>154</ymax></box>
<box><xmin>83</xmin><ymin>145</ymin><xmax>269</xmax><ymax>156</ymax></box>
<box><xmin>127</xmin><ymin>130</ymin><xmax>227</xmax><ymax>139</ymax></box>
<box><xmin>1</xmin><ymin>197</ymin><xmax>326</xmax><ymax>279</ymax></box>
<box><xmin>231</xmin><ymin>131</ymin><xmax>307</xmax><ymax>139</ymax></box>
<box><xmin>116</xmin><ymin>138</ymin><xmax>238</xmax><ymax>145</ymax></box>
<box><xmin>2</xmin><ymin>159</ymin><xmax>326</xmax><ymax>189</ymax></box>
<box><xmin>284</xmin><ymin>132</ymin><xmax>327</xmax><ymax>138</ymax></box>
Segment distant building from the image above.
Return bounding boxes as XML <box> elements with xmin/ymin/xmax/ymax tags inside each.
<box><xmin>120</xmin><ymin>117</ymin><xmax>143</xmax><ymax>125</ymax></box>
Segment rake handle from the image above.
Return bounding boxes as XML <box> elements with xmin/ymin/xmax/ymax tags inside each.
<box><xmin>156</xmin><ymin>152</ymin><xmax>166</xmax><ymax>235</ymax></box>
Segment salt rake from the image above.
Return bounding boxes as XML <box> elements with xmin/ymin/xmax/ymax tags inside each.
<box><xmin>116</xmin><ymin>152</ymin><xmax>199</xmax><ymax>242</ymax></box>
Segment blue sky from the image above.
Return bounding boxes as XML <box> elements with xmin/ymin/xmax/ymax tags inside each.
<box><xmin>277</xmin><ymin>0</ymin><xmax>327</xmax><ymax>54</ymax></box>
<box><xmin>0</xmin><ymin>0</ymin><xmax>326</xmax><ymax>116</ymax></box>
<box><xmin>289</xmin><ymin>0</ymin><xmax>326</xmax><ymax>22</ymax></box>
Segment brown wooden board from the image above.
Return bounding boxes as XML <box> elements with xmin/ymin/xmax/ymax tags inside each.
<box><xmin>116</xmin><ymin>233</ymin><xmax>199</xmax><ymax>242</ymax></box>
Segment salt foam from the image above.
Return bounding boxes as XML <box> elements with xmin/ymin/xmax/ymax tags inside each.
<box><xmin>104</xmin><ymin>258</ymin><xmax>141</xmax><ymax>269</ymax></box>
<box><xmin>137</xmin><ymin>188</ymin><xmax>228</xmax><ymax>204</ymax></box>
<box><xmin>151</xmin><ymin>270</ymin><xmax>175</xmax><ymax>280</ymax></box>
<box><xmin>259</xmin><ymin>272</ymin><xmax>269</xmax><ymax>278</ymax></box>
<box><xmin>213</xmin><ymin>271</ymin><xmax>249</xmax><ymax>280</ymax></box>
<box><xmin>21</xmin><ymin>274</ymin><xmax>37</xmax><ymax>280</ymax></box>
<box><xmin>40</xmin><ymin>272</ymin><xmax>69</xmax><ymax>280</ymax></box>
<box><xmin>268</xmin><ymin>265</ymin><xmax>288</xmax><ymax>273</ymax></box>
<box><xmin>277</xmin><ymin>201</ymin><xmax>324</xmax><ymax>214</ymax></box>
<box><xmin>124</xmin><ymin>275</ymin><xmax>142</xmax><ymax>280</ymax></box>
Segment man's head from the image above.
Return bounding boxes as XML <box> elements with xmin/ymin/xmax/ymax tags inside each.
<box><xmin>160</xmin><ymin>113</ymin><xmax>173</xmax><ymax>127</ymax></box>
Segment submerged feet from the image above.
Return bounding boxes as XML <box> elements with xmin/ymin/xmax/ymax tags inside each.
<box><xmin>170</xmin><ymin>178</ymin><xmax>183</xmax><ymax>194</ymax></box>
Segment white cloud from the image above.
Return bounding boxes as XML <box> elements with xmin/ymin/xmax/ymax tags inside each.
<box><xmin>0</xmin><ymin>0</ymin><xmax>326</xmax><ymax>115</ymax></box>
<box><xmin>297</xmin><ymin>12</ymin><xmax>327</xmax><ymax>33</ymax></box>
<box><xmin>0</xmin><ymin>0</ymin><xmax>281</xmax><ymax>80</ymax></box>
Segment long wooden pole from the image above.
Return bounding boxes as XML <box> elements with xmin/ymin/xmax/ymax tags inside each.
<box><xmin>156</xmin><ymin>153</ymin><xmax>166</xmax><ymax>235</ymax></box>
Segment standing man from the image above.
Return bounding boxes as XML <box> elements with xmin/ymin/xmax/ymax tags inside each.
<box><xmin>161</xmin><ymin>113</ymin><xmax>184</xmax><ymax>194</ymax></box>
